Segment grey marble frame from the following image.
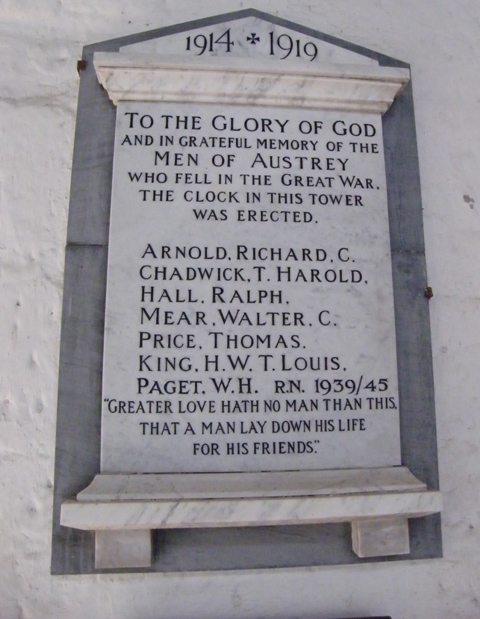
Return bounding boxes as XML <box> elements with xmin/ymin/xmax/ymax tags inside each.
<box><xmin>51</xmin><ymin>9</ymin><xmax>441</xmax><ymax>574</ymax></box>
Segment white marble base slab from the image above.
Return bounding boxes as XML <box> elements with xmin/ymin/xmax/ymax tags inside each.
<box><xmin>61</xmin><ymin>468</ymin><xmax>441</xmax><ymax>568</ymax></box>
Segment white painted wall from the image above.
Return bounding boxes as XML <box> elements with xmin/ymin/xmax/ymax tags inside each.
<box><xmin>1</xmin><ymin>1</ymin><xmax>479</xmax><ymax>617</ymax></box>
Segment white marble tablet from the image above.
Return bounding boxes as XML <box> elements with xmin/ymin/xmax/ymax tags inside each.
<box><xmin>100</xmin><ymin>99</ymin><xmax>402</xmax><ymax>473</ymax></box>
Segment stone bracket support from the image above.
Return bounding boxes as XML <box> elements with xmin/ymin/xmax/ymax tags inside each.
<box><xmin>352</xmin><ymin>517</ymin><xmax>410</xmax><ymax>558</ymax></box>
<box><xmin>95</xmin><ymin>530</ymin><xmax>152</xmax><ymax>569</ymax></box>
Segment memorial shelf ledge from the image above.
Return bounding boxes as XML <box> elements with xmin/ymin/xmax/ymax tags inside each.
<box><xmin>60</xmin><ymin>467</ymin><xmax>442</xmax><ymax>569</ymax></box>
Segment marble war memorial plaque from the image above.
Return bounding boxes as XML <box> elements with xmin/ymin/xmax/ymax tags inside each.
<box><xmin>53</xmin><ymin>10</ymin><xmax>442</xmax><ymax>573</ymax></box>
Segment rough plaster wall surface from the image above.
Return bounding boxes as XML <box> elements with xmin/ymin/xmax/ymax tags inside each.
<box><xmin>1</xmin><ymin>1</ymin><xmax>479</xmax><ymax>617</ymax></box>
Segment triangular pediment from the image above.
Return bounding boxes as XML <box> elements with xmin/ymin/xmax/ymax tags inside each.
<box><xmin>118</xmin><ymin>10</ymin><xmax>379</xmax><ymax>66</ymax></box>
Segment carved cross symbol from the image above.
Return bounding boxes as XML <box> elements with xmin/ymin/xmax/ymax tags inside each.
<box><xmin>247</xmin><ymin>33</ymin><xmax>260</xmax><ymax>44</ymax></box>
